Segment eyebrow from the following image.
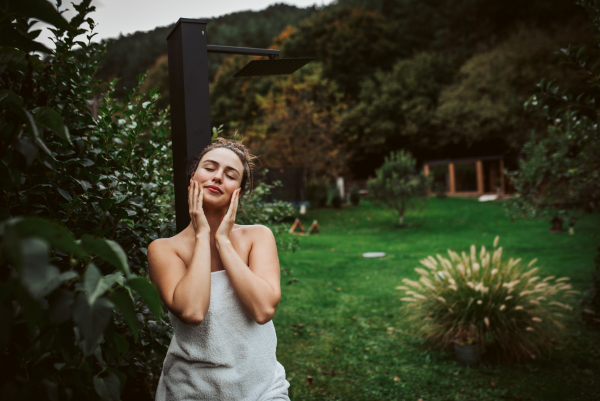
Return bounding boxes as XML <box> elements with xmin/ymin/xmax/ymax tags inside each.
<box><xmin>202</xmin><ymin>159</ymin><xmax>240</xmax><ymax>175</ymax></box>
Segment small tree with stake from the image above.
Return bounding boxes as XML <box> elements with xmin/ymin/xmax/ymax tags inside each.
<box><xmin>367</xmin><ymin>150</ymin><xmax>432</xmax><ymax>226</ymax></box>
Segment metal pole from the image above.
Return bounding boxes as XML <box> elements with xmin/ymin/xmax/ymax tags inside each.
<box><xmin>167</xmin><ymin>19</ymin><xmax>212</xmax><ymax>233</ymax></box>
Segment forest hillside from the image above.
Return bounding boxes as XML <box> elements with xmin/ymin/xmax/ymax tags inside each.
<box><xmin>95</xmin><ymin>0</ymin><xmax>592</xmax><ymax>179</ymax></box>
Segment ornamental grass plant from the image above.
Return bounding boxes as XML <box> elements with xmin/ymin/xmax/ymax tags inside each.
<box><xmin>397</xmin><ymin>236</ymin><xmax>579</xmax><ymax>363</ymax></box>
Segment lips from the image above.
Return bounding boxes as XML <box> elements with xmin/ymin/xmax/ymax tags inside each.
<box><xmin>205</xmin><ymin>185</ymin><xmax>223</xmax><ymax>194</ymax></box>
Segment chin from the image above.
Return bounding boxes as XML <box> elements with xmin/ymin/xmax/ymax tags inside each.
<box><xmin>202</xmin><ymin>193</ymin><xmax>230</xmax><ymax>209</ymax></box>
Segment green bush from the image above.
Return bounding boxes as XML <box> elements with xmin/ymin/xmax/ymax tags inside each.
<box><xmin>1</xmin><ymin>1</ymin><xmax>173</xmax><ymax>399</ymax></box>
<box><xmin>397</xmin><ymin>237</ymin><xmax>578</xmax><ymax>363</ymax></box>
<box><xmin>367</xmin><ymin>150</ymin><xmax>432</xmax><ymax>226</ymax></box>
<box><xmin>0</xmin><ymin>217</ymin><xmax>163</xmax><ymax>400</ymax></box>
<box><xmin>433</xmin><ymin>182</ymin><xmax>447</xmax><ymax>199</ymax></box>
<box><xmin>305</xmin><ymin>177</ymin><xmax>329</xmax><ymax>208</ymax></box>
<box><xmin>238</xmin><ymin>178</ymin><xmax>299</xmax><ymax>252</ymax></box>
<box><xmin>349</xmin><ymin>184</ymin><xmax>361</xmax><ymax>206</ymax></box>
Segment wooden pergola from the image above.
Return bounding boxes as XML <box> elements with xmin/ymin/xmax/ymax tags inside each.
<box><xmin>423</xmin><ymin>155</ymin><xmax>506</xmax><ymax>197</ymax></box>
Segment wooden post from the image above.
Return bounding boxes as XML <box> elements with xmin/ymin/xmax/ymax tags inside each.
<box><xmin>476</xmin><ymin>160</ymin><xmax>484</xmax><ymax>195</ymax></box>
<box><xmin>448</xmin><ymin>163</ymin><xmax>456</xmax><ymax>194</ymax></box>
<box><xmin>500</xmin><ymin>158</ymin><xmax>506</xmax><ymax>195</ymax></box>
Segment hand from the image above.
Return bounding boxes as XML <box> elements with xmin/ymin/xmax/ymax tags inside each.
<box><xmin>188</xmin><ymin>179</ymin><xmax>210</xmax><ymax>236</ymax></box>
<box><xmin>215</xmin><ymin>188</ymin><xmax>241</xmax><ymax>243</ymax></box>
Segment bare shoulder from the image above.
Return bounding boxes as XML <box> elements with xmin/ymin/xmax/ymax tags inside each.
<box><xmin>148</xmin><ymin>236</ymin><xmax>175</xmax><ymax>255</ymax></box>
<box><xmin>234</xmin><ymin>224</ymin><xmax>275</xmax><ymax>242</ymax></box>
<box><xmin>147</xmin><ymin>236</ymin><xmax>185</xmax><ymax>272</ymax></box>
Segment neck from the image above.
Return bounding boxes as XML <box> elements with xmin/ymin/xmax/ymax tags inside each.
<box><xmin>183</xmin><ymin>204</ymin><xmax>227</xmax><ymax>238</ymax></box>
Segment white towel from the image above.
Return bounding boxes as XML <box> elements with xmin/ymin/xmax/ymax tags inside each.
<box><xmin>156</xmin><ymin>269</ymin><xmax>290</xmax><ymax>401</ymax></box>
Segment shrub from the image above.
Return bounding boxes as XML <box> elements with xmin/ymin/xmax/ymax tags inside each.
<box><xmin>349</xmin><ymin>184</ymin><xmax>361</xmax><ymax>206</ymax></box>
<box><xmin>305</xmin><ymin>177</ymin><xmax>329</xmax><ymax>208</ymax></box>
<box><xmin>433</xmin><ymin>182</ymin><xmax>447</xmax><ymax>199</ymax></box>
<box><xmin>0</xmin><ymin>1</ymin><xmax>173</xmax><ymax>398</ymax></box>
<box><xmin>237</xmin><ymin>178</ymin><xmax>299</xmax><ymax>252</ymax></box>
<box><xmin>397</xmin><ymin>236</ymin><xmax>578</xmax><ymax>363</ymax></box>
<box><xmin>0</xmin><ymin>216</ymin><xmax>163</xmax><ymax>400</ymax></box>
<box><xmin>367</xmin><ymin>150</ymin><xmax>432</xmax><ymax>226</ymax></box>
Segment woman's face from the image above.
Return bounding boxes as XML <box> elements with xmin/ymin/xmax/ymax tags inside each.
<box><xmin>192</xmin><ymin>148</ymin><xmax>244</xmax><ymax>209</ymax></box>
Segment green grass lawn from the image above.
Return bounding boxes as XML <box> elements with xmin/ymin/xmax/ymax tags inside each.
<box><xmin>273</xmin><ymin>198</ymin><xmax>600</xmax><ymax>401</ymax></box>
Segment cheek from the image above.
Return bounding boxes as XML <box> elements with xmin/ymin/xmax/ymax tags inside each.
<box><xmin>194</xmin><ymin>170</ymin><xmax>211</xmax><ymax>183</ymax></box>
<box><xmin>224</xmin><ymin>179</ymin><xmax>241</xmax><ymax>193</ymax></box>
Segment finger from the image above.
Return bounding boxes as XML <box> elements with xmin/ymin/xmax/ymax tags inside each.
<box><xmin>232</xmin><ymin>189</ymin><xmax>240</xmax><ymax>219</ymax></box>
<box><xmin>231</xmin><ymin>189</ymin><xmax>240</xmax><ymax>223</ymax></box>
<box><xmin>198</xmin><ymin>185</ymin><xmax>203</xmax><ymax>210</ymax></box>
<box><xmin>192</xmin><ymin>181</ymin><xmax>198</xmax><ymax>211</ymax></box>
<box><xmin>188</xmin><ymin>179</ymin><xmax>193</xmax><ymax>212</ymax></box>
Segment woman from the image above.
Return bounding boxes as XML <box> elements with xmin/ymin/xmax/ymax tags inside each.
<box><xmin>148</xmin><ymin>138</ymin><xmax>290</xmax><ymax>400</ymax></box>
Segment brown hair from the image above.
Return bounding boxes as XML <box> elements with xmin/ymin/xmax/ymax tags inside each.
<box><xmin>188</xmin><ymin>137</ymin><xmax>256</xmax><ymax>197</ymax></box>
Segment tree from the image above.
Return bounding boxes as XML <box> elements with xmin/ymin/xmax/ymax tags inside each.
<box><xmin>435</xmin><ymin>24</ymin><xmax>590</xmax><ymax>156</ymax></box>
<box><xmin>282</xmin><ymin>6</ymin><xmax>406</xmax><ymax>97</ymax></box>
<box><xmin>94</xmin><ymin>3</ymin><xmax>318</xmax><ymax>97</ymax></box>
<box><xmin>247</xmin><ymin>63</ymin><xmax>349</xmax><ymax>179</ymax></box>
<box><xmin>341</xmin><ymin>52</ymin><xmax>455</xmax><ymax>172</ymax></box>
<box><xmin>506</xmin><ymin>0</ymin><xmax>600</xmax><ymax>228</ymax></box>
<box><xmin>367</xmin><ymin>150</ymin><xmax>432</xmax><ymax>226</ymax></box>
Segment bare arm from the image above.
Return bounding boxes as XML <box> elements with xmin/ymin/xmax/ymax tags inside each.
<box><xmin>147</xmin><ymin>234</ymin><xmax>211</xmax><ymax>325</ymax></box>
<box><xmin>215</xmin><ymin>190</ymin><xmax>281</xmax><ymax>324</ymax></box>
<box><xmin>147</xmin><ymin>180</ymin><xmax>212</xmax><ymax>326</ymax></box>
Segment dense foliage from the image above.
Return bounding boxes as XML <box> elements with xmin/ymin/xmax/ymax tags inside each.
<box><xmin>0</xmin><ymin>1</ymin><xmax>174</xmax><ymax>399</ymax></box>
<box><xmin>92</xmin><ymin>0</ymin><xmax>591</xmax><ymax>181</ymax></box>
<box><xmin>506</xmin><ymin>0</ymin><xmax>600</xmax><ymax>224</ymax></box>
<box><xmin>397</xmin><ymin>237</ymin><xmax>578</xmax><ymax>363</ymax></box>
<box><xmin>95</xmin><ymin>3</ymin><xmax>318</xmax><ymax>96</ymax></box>
<box><xmin>366</xmin><ymin>151</ymin><xmax>431</xmax><ymax>226</ymax></box>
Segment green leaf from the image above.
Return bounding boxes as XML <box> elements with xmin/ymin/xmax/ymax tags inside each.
<box><xmin>14</xmin><ymin>136</ymin><xmax>37</xmax><ymax>167</ymax></box>
<box><xmin>35</xmin><ymin>137</ymin><xmax>54</xmax><ymax>159</ymax></box>
<box><xmin>16</xmin><ymin>236</ymin><xmax>77</xmax><ymax>298</ymax></box>
<box><xmin>110</xmin><ymin>332</ymin><xmax>129</xmax><ymax>363</ymax></box>
<box><xmin>10</xmin><ymin>217</ymin><xmax>85</xmax><ymax>258</ymax></box>
<box><xmin>8</xmin><ymin>0</ymin><xmax>75</xmax><ymax>33</ymax></box>
<box><xmin>72</xmin><ymin>293</ymin><xmax>114</xmax><ymax>355</ymax></box>
<box><xmin>84</xmin><ymin>263</ymin><xmax>122</xmax><ymax>305</ymax></box>
<box><xmin>81</xmin><ymin>235</ymin><xmax>131</xmax><ymax>277</ymax></box>
<box><xmin>83</xmin><ymin>263</ymin><xmax>101</xmax><ymax>301</ymax></box>
<box><xmin>0</xmin><ymin>47</ymin><xmax>27</xmax><ymax>73</ymax></box>
<box><xmin>105</xmin><ymin>367</ymin><xmax>127</xmax><ymax>393</ymax></box>
<box><xmin>35</xmin><ymin>107</ymin><xmax>71</xmax><ymax>144</ymax></box>
<box><xmin>93</xmin><ymin>372</ymin><xmax>121</xmax><ymax>401</ymax></box>
<box><xmin>0</xmin><ymin>89</ymin><xmax>23</xmax><ymax>108</ymax></box>
<box><xmin>0</xmin><ymin>25</ymin><xmax>51</xmax><ymax>53</ymax></box>
<box><xmin>57</xmin><ymin>188</ymin><xmax>72</xmax><ymax>201</ymax></box>
<box><xmin>126</xmin><ymin>277</ymin><xmax>162</xmax><ymax>319</ymax></box>
<box><xmin>48</xmin><ymin>289</ymin><xmax>75</xmax><ymax>325</ymax></box>
<box><xmin>108</xmin><ymin>290</ymin><xmax>139</xmax><ymax>341</ymax></box>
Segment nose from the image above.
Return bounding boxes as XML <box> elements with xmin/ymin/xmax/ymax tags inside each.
<box><xmin>211</xmin><ymin>168</ymin><xmax>224</xmax><ymax>183</ymax></box>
